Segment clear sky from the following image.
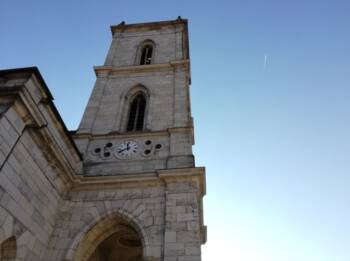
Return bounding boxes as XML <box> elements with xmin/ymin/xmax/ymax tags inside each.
<box><xmin>1</xmin><ymin>1</ymin><xmax>350</xmax><ymax>260</ymax></box>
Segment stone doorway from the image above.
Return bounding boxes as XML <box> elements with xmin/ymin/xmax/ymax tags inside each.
<box><xmin>87</xmin><ymin>224</ymin><xmax>143</xmax><ymax>261</ymax></box>
<box><xmin>0</xmin><ymin>236</ymin><xmax>16</xmax><ymax>261</ymax></box>
<box><xmin>72</xmin><ymin>212</ymin><xmax>146</xmax><ymax>261</ymax></box>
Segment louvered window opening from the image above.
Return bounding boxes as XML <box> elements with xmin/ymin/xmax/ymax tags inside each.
<box><xmin>127</xmin><ymin>94</ymin><xmax>146</xmax><ymax>131</ymax></box>
<box><xmin>140</xmin><ymin>45</ymin><xmax>153</xmax><ymax>65</ymax></box>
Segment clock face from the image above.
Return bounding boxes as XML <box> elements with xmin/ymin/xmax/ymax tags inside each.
<box><xmin>115</xmin><ymin>140</ymin><xmax>138</xmax><ymax>158</ymax></box>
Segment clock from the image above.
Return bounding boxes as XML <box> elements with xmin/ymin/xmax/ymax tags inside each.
<box><xmin>115</xmin><ymin>140</ymin><xmax>138</xmax><ymax>158</ymax></box>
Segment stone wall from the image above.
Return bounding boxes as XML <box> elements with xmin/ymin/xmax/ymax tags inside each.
<box><xmin>0</xmin><ymin>106</ymin><xmax>64</xmax><ymax>260</ymax></box>
<box><xmin>0</xmin><ymin>68</ymin><xmax>82</xmax><ymax>260</ymax></box>
<box><xmin>45</xmin><ymin>173</ymin><xmax>204</xmax><ymax>261</ymax></box>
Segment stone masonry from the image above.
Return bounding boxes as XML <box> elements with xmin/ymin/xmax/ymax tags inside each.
<box><xmin>0</xmin><ymin>18</ymin><xmax>206</xmax><ymax>261</ymax></box>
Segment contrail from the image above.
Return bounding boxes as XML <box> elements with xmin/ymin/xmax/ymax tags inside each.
<box><xmin>264</xmin><ymin>54</ymin><xmax>268</xmax><ymax>68</ymax></box>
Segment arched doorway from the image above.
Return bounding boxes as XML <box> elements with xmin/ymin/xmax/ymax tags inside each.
<box><xmin>72</xmin><ymin>212</ymin><xmax>146</xmax><ymax>261</ymax></box>
<box><xmin>0</xmin><ymin>236</ymin><xmax>16</xmax><ymax>261</ymax></box>
<box><xmin>88</xmin><ymin>224</ymin><xmax>142</xmax><ymax>261</ymax></box>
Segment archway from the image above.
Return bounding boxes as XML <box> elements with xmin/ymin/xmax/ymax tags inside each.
<box><xmin>0</xmin><ymin>236</ymin><xmax>16</xmax><ymax>261</ymax></box>
<box><xmin>88</xmin><ymin>224</ymin><xmax>142</xmax><ymax>261</ymax></box>
<box><xmin>72</xmin><ymin>212</ymin><xmax>147</xmax><ymax>261</ymax></box>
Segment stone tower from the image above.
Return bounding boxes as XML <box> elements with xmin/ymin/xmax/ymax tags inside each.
<box><xmin>71</xmin><ymin>18</ymin><xmax>207</xmax><ymax>260</ymax></box>
<box><xmin>0</xmin><ymin>18</ymin><xmax>205</xmax><ymax>261</ymax></box>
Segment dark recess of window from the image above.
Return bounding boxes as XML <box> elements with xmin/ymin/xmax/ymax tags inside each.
<box><xmin>140</xmin><ymin>45</ymin><xmax>153</xmax><ymax>65</ymax></box>
<box><xmin>127</xmin><ymin>94</ymin><xmax>146</xmax><ymax>132</ymax></box>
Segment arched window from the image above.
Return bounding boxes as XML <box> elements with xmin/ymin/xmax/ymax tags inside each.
<box><xmin>1</xmin><ymin>236</ymin><xmax>16</xmax><ymax>261</ymax></box>
<box><xmin>140</xmin><ymin>44</ymin><xmax>153</xmax><ymax>65</ymax></box>
<box><xmin>126</xmin><ymin>94</ymin><xmax>146</xmax><ymax>131</ymax></box>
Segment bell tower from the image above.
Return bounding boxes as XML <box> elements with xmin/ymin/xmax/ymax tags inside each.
<box><xmin>75</xmin><ymin>18</ymin><xmax>195</xmax><ymax>176</ymax></box>
<box><xmin>72</xmin><ymin>18</ymin><xmax>206</xmax><ymax>261</ymax></box>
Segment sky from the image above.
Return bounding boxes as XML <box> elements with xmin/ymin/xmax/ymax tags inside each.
<box><xmin>1</xmin><ymin>0</ymin><xmax>350</xmax><ymax>260</ymax></box>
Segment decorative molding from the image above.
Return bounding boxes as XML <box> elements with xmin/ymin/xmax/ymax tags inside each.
<box><xmin>72</xmin><ymin>126</ymin><xmax>192</xmax><ymax>140</ymax></box>
<box><xmin>111</xmin><ymin>18</ymin><xmax>188</xmax><ymax>34</ymax></box>
<box><xmin>69</xmin><ymin>167</ymin><xmax>205</xmax><ymax>195</ymax></box>
<box><xmin>94</xmin><ymin>60</ymin><xmax>190</xmax><ymax>77</ymax></box>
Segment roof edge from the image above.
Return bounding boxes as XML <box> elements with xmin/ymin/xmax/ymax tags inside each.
<box><xmin>0</xmin><ymin>66</ymin><xmax>54</xmax><ymax>100</ymax></box>
<box><xmin>0</xmin><ymin>66</ymin><xmax>82</xmax><ymax>160</ymax></box>
<box><xmin>111</xmin><ymin>17</ymin><xmax>188</xmax><ymax>34</ymax></box>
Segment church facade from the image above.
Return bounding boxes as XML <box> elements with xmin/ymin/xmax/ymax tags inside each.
<box><xmin>0</xmin><ymin>18</ymin><xmax>206</xmax><ymax>261</ymax></box>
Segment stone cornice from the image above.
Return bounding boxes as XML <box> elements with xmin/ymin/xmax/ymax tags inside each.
<box><xmin>73</xmin><ymin>129</ymin><xmax>169</xmax><ymax>140</ymax></box>
<box><xmin>167</xmin><ymin>126</ymin><xmax>193</xmax><ymax>133</ymax></box>
<box><xmin>94</xmin><ymin>60</ymin><xmax>190</xmax><ymax>77</ymax></box>
<box><xmin>70</xmin><ymin>167</ymin><xmax>206</xmax><ymax>197</ymax></box>
<box><xmin>111</xmin><ymin>18</ymin><xmax>187</xmax><ymax>34</ymax></box>
<box><xmin>158</xmin><ymin>167</ymin><xmax>206</xmax><ymax>197</ymax></box>
<box><xmin>70</xmin><ymin>172</ymin><xmax>160</xmax><ymax>191</ymax></box>
<box><xmin>73</xmin><ymin>126</ymin><xmax>193</xmax><ymax>140</ymax></box>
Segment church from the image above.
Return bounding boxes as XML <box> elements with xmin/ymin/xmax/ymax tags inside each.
<box><xmin>0</xmin><ymin>18</ymin><xmax>206</xmax><ymax>261</ymax></box>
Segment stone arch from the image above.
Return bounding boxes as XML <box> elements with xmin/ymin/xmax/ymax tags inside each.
<box><xmin>124</xmin><ymin>84</ymin><xmax>150</xmax><ymax>100</ymax></box>
<box><xmin>134</xmin><ymin>39</ymin><xmax>157</xmax><ymax>65</ymax></box>
<box><xmin>0</xmin><ymin>236</ymin><xmax>16</xmax><ymax>261</ymax></box>
<box><xmin>0</xmin><ymin>209</ymin><xmax>32</xmax><ymax>261</ymax></box>
<box><xmin>64</xmin><ymin>210</ymin><xmax>153</xmax><ymax>261</ymax></box>
<box><xmin>126</xmin><ymin>93</ymin><xmax>146</xmax><ymax>131</ymax></box>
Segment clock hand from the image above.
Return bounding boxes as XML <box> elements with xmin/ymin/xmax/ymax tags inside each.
<box><xmin>118</xmin><ymin>147</ymin><xmax>128</xmax><ymax>153</ymax></box>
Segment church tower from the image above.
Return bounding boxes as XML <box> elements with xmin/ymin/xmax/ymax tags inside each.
<box><xmin>70</xmin><ymin>18</ymin><xmax>206</xmax><ymax>261</ymax></box>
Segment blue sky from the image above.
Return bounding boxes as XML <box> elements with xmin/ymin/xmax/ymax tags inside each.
<box><xmin>1</xmin><ymin>1</ymin><xmax>350</xmax><ymax>260</ymax></box>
